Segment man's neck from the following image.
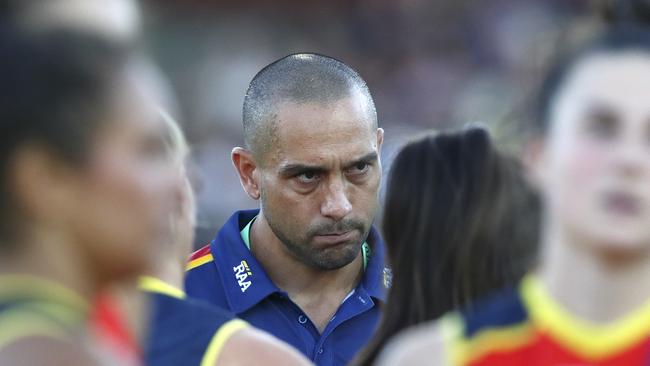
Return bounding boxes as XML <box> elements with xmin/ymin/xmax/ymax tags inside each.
<box><xmin>250</xmin><ymin>214</ymin><xmax>364</xmax><ymax>332</ymax></box>
<box><xmin>539</xmin><ymin>225</ymin><xmax>650</xmax><ymax>324</ymax></box>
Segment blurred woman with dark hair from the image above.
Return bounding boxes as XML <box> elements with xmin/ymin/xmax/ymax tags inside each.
<box><xmin>0</xmin><ymin>24</ymin><xmax>181</xmax><ymax>365</ymax></box>
<box><xmin>354</xmin><ymin>126</ymin><xmax>539</xmax><ymax>366</ymax></box>
<box><xmin>380</xmin><ymin>0</ymin><xmax>650</xmax><ymax>364</ymax></box>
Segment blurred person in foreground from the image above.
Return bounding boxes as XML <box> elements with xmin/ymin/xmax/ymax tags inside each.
<box><xmin>129</xmin><ymin>111</ymin><xmax>312</xmax><ymax>366</ymax></box>
<box><xmin>0</xmin><ymin>2</ymin><xmax>308</xmax><ymax>365</ymax></box>
<box><xmin>353</xmin><ymin>127</ymin><xmax>539</xmax><ymax>366</ymax></box>
<box><xmin>378</xmin><ymin>1</ymin><xmax>650</xmax><ymax>365</ymax></box>
<box><xmin>185</xmin><ymin>53</ymin><xmax>389</xmax><ymax>366</ymax></box>
<box><xmin>1</xmin><ymin>0</ymin><xmax>141</xmax><ymax>42</ymax></box>
<box><xmin>0</xmin><ymin>23</ymin><xmax>179</xmax><ymax>365</ymax></box>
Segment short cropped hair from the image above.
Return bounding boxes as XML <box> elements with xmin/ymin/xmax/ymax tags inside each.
<box><xmin>242</xmin><ymin>53</ymin><xmax>377</xmax><ymax>159</ymax></box>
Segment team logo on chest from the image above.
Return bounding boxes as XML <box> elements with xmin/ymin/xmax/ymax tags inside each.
<box><xmin>233</xmin><ymin>260</ymin><xmax>253</xmax><ymax>293</ymax></box>
<box><xmin>382</xmin><ymin>267</ymin><xmax>393</xmax><ymax>289</ymax></box>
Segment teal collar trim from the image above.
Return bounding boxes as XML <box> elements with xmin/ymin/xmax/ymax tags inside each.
<box><xmin>240</xmin><ymin>216</ymin><xmax>370</xmax><ymax>270</ymax></box>
<box><xmin>240</xmin><ymin>216</ymin><xmax>255</xmax><ymax>250</ymax></box>
<box><xmin>361</xmin><ymin>242</ymin><xmax>371</xmax><ymax>271</ymax></box>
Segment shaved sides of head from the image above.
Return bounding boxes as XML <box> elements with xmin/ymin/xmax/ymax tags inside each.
<box><xmin>242</xmin><ymin>53</ymin><xmax>377</xmax><ymax>161</ymax></box>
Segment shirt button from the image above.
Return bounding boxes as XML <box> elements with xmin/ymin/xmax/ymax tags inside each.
<box><xmin>318</xmin><ymin>348</ymin><xmax>324</xmax><ymax>354</ymax></box>
<box><xmin>298</xmin><ymin>315</ymin><xmax>307</xmax><ymax>324</ymax></box>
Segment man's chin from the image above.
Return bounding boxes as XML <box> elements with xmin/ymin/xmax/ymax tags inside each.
<box><xmin>309</xmin><ymin>243</ymin><xmax>361</xmax><ymax>270</ymax></box>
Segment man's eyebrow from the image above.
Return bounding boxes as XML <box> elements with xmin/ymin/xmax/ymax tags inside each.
<box><xmin>279</xmin><ymin>163</ymin><xmax>327</xmax><ymax>177</ymax></box>
<box><xmin>279</xmin><ymin>152</ymin><xmax>379</xmax><ymax>176</ymax></box>
<box><xmin>343</xmin><ymin>152</ymin><xmax>378</xmax><ymax>169</ymax></box>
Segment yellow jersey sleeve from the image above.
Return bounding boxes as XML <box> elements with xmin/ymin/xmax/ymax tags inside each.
<box><xmin>201</xmin><ymin>319</ymin><xmax>249</xmax><ymax>366</ymax></box>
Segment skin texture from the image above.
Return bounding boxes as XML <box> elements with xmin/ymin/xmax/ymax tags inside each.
<box><xmin>232</xmin><ymin>91</ymin><xmax>383</xmax><ymax>332</ymax></box>
<box><xmin>216</xmin><ymin>327</ymin><xmax>313</xmax><ymax>366</ymax></box>
<box><xmin>0</xmin><ymin>336</ymin><xmax>99</xmax><ymax>366</ymax></box>
<box><xmin>377</xmin><ymin>51</ymin><xmax>650</xmax><ymax>366</ymax></box>
<box><xmin>375</xmin><ymin>322</ymin><xmax>447</xmax><ymax>366</ymax></box>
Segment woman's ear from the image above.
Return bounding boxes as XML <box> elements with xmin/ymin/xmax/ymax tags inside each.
<box><xmin>9</xmin><ymin>144</ymin><xmax>77</xmax><ymax>225</ymax></box>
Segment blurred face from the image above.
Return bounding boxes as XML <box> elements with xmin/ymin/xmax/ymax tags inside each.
<box><xmin>258</xmin><ymin>93</ymin><xmax>383</xmax><ymax>270</ymax></box>
<box><xmin>24</xmin><ymin>0</ymin><xmax>140</xmax><ymax>41</ymax></box>
<box><xmin>536</xmin><ymin>52</ymin><xmax>650</xmax><ymax>255</ymax></box>
<box><xmin>70</xmin><ymin>72</ymin><xmax>179</xmax><ymax>281</ymax></box>
<box><xmin>169</xmin><ymin>163</ymin><xmax>197</xmax><ymax>270</ymax></box>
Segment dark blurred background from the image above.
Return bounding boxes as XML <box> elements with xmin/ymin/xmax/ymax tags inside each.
<box><xmin>139</xmin><ymin>0</ymin><xmax>594</xmax><ymax>247</ymax></box>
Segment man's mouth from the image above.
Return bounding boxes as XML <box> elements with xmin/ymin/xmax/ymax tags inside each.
<box><xmin>313</xmin><ymin>230</ymin><xmax>356</xmax><ymax>246</ymax></box>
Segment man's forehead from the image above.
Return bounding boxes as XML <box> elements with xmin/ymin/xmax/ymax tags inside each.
<box><xmin>273</xmin><ymin>133</ymin><xmax>378</xmax><ymax>167</ymax></box>
<box><xmin>274</xmin><ymin>97</ymin><xmax>374</xmax><ymax>135</ymax></box>
<box><xmin>272</xmin><ymin>102</ymin><xmax>375</xmax><ymax>156</ymax></box>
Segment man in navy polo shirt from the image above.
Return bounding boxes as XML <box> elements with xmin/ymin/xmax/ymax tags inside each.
<box><xmin>185</xmin><ymin>53</ymin><xmax>390</xmax><ymax>366</ymax></box>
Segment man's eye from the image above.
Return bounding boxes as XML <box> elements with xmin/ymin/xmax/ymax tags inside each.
<box><xmin>296</xmin><ymin>171</ymin><xmax>320</xmax><ymax>184</ymax></box>
<box><xmin>349</xmin><ymin>162</ymin><xmax>370</xmax><ymax>174</ymax></box>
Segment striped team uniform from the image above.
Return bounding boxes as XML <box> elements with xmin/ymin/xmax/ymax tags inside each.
<box><xmin>440</xmin><ymin>275</ymin><xmax>650</xmax><ymax>365</ymax></box>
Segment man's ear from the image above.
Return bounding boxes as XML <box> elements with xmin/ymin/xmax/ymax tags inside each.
<box><xmin>376</xmin><ymin>128</ymin><xmax>384</xmax><ymax>157</ymax></box>
<box><xmin>232</xmin><ymin>147</ymin><xmax>261</xmax><ymax>200</ymax></box>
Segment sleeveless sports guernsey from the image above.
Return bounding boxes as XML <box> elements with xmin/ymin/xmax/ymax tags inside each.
<box><xmin>140</xmin><ymin>276</ymin><xmax>248</xmax><ymax>366</ymax></box>
<box><xmin>441</xmin><ymin>275</ymin><xmax>650</xmax><ymax>365</ymax></box>
<box><xmin>0</xmin><ymin>275</ymin><xmax>88</xmax><ymax>349</ymax></box>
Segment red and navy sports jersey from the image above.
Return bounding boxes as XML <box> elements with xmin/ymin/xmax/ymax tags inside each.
<box><xmin>441</xmin><ymin>275</ymin><xmax>650</xmax><ymax>365</ymax></box>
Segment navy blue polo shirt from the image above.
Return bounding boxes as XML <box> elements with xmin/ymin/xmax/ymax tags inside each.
<box><xmin>184</xmin><ymin>209</ymin><xmax>390</xmax><ymax>366</ymax></box>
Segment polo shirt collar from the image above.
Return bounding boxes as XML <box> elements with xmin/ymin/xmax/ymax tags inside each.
<box><xmin>361</xmin><ymin>226</ymin><xmax>390</xmax><ymax>302</ymax></box>
<box><xmin>211</xmin><ymin>209</ymin><xmax>389</xmax><ymax>313</ymax></box>
<box><xmin>211</xmin><ymin>209</ymin><xmax>281</xmax><ymax>314</ymax></box>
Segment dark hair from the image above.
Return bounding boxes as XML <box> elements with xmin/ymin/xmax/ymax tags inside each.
<box><xmin>355</xmin><ymin>127</ymin><xmax>539</xmax><ymax>366</ymax></box>
<box><xmin>242</xmin><ymin>53</ymin><xmax>376</xmax><ymax>158</ymax></box>
<box><xmin>0</xmin><ymin>23</ymin><xmax>130</xmax><ymax>239</ymax></box>
<box><xmin>599</xmin><ymin>0</ymin><xmax>650</xmax><ymax>25</ymax></box>
<box><xmin>534</xmin><ymin>0</ymin><xmax>650</xmax><ymax>135</ymax></box>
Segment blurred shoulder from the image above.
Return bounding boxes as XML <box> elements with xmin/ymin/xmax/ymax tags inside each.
<box><xmin>377</xmin><ymin>314</ymin><xmax>462</xmax><ymax>366</ymax></box>
<box><xmin>215</xmin><ymin>325</ymin><xmax>312</xmax><ymax>366</ymax></box>
<box><xmin>377</xmin><ymin>286</ymin><xmax>527</xmax><ymax>366</ymax></box>
<box><xmin>0</xmin><ymin>335</ymin><xmax>98</xmax><ymax>366</ymax></box>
